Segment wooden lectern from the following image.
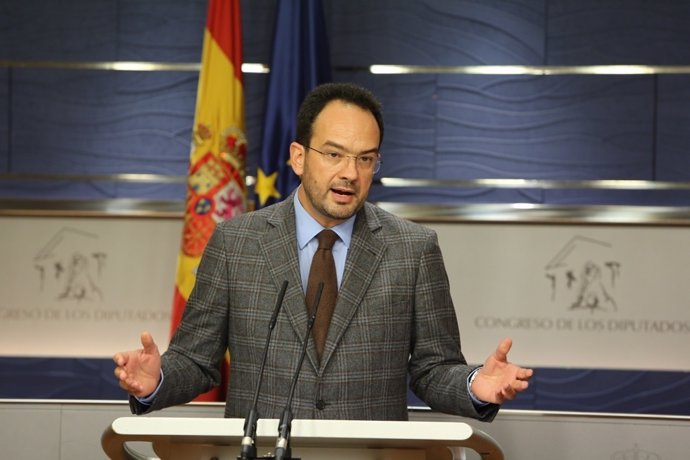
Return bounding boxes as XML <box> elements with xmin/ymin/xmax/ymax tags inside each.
<box><xmin>102</xmin><ymin>417</ymin><xmax>504</xmax><ymax>460</ymax></box>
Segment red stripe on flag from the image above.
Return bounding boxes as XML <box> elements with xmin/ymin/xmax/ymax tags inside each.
<box><xmin>206</xmin><ymin>0</ymin><xmax>243</xmax><ymax>82</ymax></box>
<box><xmin>170</xmin><ymin>287</ymin><xmax>187</xmax><ymax>338</ymax></box>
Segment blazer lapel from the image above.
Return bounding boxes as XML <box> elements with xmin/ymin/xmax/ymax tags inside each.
<box><xmin>320</xmin><ymin>204</ymin><xmax>385</xmax><ymax>369</ymax></box>
<box><xmin>258</xmin><ymin>196</ymin><xmax>312</xmax><ymax>355</ymax></box>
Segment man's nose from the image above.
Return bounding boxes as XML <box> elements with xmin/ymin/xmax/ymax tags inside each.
<box><xmin>337</xmin><ymin>155</ymin><xmax>360</xmax><ymax>178</ymax></box>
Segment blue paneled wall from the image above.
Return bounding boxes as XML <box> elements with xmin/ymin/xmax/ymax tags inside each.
<box><xmin>1</xmin><ymin>0</ymin><xmax>689</xmax><ymax>203</ymax></box>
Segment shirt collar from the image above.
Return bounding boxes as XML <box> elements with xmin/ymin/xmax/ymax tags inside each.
<box><xmin>294</xmin><ymin>187</ymin><xmax>356</xmax><ymax>249</ymax></box>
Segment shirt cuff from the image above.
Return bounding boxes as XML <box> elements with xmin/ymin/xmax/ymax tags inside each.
<box><xmin>135</xmin><ymin>369</ymin><xmax>164</xmax><ymax>405</ymax></box>
<box><xmin>467</xmin><ymin>366</ymin><xmax>490</xmax><ymax>407</ymax></box>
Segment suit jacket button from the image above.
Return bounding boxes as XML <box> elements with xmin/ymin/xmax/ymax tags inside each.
<box><xmin>315</xmin><ymin>399</ymin><xmax>326</xmax><ymax>410</ymax></box>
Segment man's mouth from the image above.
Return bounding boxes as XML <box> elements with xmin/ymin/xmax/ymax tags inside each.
<box><xmin>332</xmin><ymin>187</ymin><xmax>355</xmax><ymax>196</ymax></box>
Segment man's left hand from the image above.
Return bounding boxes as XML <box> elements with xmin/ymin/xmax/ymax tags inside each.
<box><xmin>471</xmin><ymin>337</ymin><xmax>534</xmax><ymax>404</ymax></box>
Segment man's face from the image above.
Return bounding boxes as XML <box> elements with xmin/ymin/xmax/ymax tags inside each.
<box><xmin>290</xmin><ymin>100</ymin><xmax>380</xmax><ymax>228</ymax></box>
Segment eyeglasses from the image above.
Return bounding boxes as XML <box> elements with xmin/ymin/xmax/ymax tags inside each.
<box><xmin>305</xmin><ymin>146</ymin><xmax>382</xmax><ymax>174</ymax></box>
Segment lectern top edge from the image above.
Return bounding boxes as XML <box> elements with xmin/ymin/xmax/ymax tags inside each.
<box><xmin>112</xmin><ymin>417</ymin><xmax>475</xmax><ymax>441</ymax></box>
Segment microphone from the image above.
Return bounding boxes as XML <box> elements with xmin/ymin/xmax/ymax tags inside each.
<box><xmin>238</xmin><ymin>280</ymin><xmax>289</xmax><ymax>460</ymax></box>
<box><xmin>274</xmin><ymin>282</ymin><xmax>324</xmax><ymax>460</ymax></box>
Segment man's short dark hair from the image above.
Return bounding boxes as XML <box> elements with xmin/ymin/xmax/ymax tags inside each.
<box><xmin>295</xmin><ymin>82</ymin><xmax>384</xmax><ymax>148</ymax></box>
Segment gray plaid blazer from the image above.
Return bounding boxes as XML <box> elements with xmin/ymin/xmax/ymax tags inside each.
<box><xmin>131</xmin><ymin>193</ymin><xmax>497</xmax><ymax>422</ymax></box>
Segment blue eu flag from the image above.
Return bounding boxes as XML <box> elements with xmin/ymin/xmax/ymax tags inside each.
<box><xmin>254</xmin><ymin>0</ymin><xmax>332</xmax><ymax>208</ymax></box>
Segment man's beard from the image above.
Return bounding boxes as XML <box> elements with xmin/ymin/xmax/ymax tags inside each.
<box><xmin>302</xmin><ymin>177</ymin><xmax>364</xmax><ymax>222</ymax></box>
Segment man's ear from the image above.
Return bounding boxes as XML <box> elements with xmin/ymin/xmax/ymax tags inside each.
<box><xmin>289</xmin><ymin>142</ymin><xmax>305</xmax><ymax>176</ymax></box>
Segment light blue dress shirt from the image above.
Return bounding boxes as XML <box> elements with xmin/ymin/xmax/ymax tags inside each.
<box><xmin>293</xmin><ymin>189</ymin><xmax>356</xmax><ymax>292</ymax></box>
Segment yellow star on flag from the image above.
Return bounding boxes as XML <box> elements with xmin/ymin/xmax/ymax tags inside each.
<box><xmin>255</xmin><ymin>167</ymin><xmax>281</xmax><ymax>206</ymax></box>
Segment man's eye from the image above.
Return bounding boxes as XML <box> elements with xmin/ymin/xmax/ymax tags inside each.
<box><xmin>358</xmin><ymin>156</ymin><xmax>374</xmax><ymax>164</ymax></box>
<box><xmin>326</xmin><ymin>152</ymin><xmax>342</xmax><ymax>159</ymax></box>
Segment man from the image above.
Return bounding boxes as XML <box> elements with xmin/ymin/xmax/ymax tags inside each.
<box><xmin>114</xmin><ymin>82</ymin><xmax>532</xmax><ymax>421</ymax></box>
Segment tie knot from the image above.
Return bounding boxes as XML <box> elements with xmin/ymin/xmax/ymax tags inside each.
<box><xmin>316</xmin><ymin>229</ymin><xmax>338</xmax><ymax>250</ymax></box>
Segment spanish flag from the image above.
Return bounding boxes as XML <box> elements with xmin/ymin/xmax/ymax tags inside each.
<box><xmin>171</xmin><ymin>0</ymin><xmax>246</xmax><ymax>401</ymax></box>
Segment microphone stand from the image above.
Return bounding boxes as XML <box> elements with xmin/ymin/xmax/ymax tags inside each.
<box><xmin>274</xmin><ymin>282</ymin><xmax>323</xmax><ymax>460</ymax></box>
<box><xmin>238</xmin><ymin>280</ymin><xmax>289</xmax><ymax>460</ymax></box>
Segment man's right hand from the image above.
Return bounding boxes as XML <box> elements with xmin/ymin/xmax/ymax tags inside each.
<box><xmin>113</xmin><ymin>331</ymin><xmax>161</xmax><ymax>398</ymax></box>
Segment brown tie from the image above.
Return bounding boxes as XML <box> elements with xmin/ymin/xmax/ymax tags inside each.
<box><xmin>305</xmin><ymin>229</ymin><xmax>339</xmax><ymax>362</ymax></box>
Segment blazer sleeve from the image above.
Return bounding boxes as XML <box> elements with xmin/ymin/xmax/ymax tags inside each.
<box><xmin>138</xmin><ymin>226</ymin><xmax>231</xmax><ymax>412</ymax></box>
<box><xmin>407</xmin><ymin>229</ymin><xmax>499</xmax><ymax>422</ymax></box>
